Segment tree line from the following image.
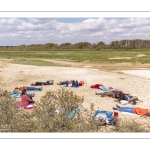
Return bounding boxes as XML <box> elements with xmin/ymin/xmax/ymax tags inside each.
<box><xmin>1</xmin><ymin>39</ymin><xmax>150</xmax><ymax>50</ymax></box>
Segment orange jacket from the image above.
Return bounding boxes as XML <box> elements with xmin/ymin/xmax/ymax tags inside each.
<box><xmin>134</xmin><ymin>107</ymin><xmax>148</xmax><ymax>115</ymax></box>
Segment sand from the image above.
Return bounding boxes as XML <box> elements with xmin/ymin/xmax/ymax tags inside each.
<box><xmin>1</xmin><ymin>59</ymin><xmax>150</xmax><ymax>124</ymax></box>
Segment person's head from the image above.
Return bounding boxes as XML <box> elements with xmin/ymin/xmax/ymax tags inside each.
<box><xmin>22</xmin><ymin>88</ymin><xmax>26</xmax><ymax>92</ymax></box>
<box><xmin>98</xmin><ymin>116</ymin><xmax>105</xmax><ymax>122</ymax></box>
<box><xmin>21</xmin><ymin>89</ymin><xmax>26</xmax><ymax>95</ymax></box>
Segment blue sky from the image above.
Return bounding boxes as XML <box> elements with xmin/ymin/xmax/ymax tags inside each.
<box><xmin>55</xmin><ymin>18</ymin><xmax>90</xmax><ymax>23</ymax></box>
<box><xmin>0</xmin><ymin>17</ymin><xmax>150</xmax><ymax>46</ymax></box>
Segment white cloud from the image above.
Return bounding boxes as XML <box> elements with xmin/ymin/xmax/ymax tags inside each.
<box><xmin>0</xmin><ymin>17</ymin><xmax>150</xmax><ymax>45</ymax></box>
<box><xmin>0</xmin><ymin>18</ymin><xmax>23</xmax><ymax>25</ymax></box>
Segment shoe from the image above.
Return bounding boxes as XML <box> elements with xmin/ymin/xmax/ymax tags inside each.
<box><xmin>113</xmin><ymin>107</ymin><xmax>118</xmax><ymax>110</ymax></box>
<box><xmin>30</xmin><ymin>101</ymin><xmax>35</xmax><ymax>104</ymax></box>
<box><xmin>131</xmin><ymin>101</ymin><xmax>136</xmax><ymax>105</ymax></box>
<box><xmin>116</xmin><ymin>104</ymin><xmax>120</xmax><ymax>108</ymax></box>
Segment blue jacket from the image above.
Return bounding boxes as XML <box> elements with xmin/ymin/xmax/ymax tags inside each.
<box><xmin>93</xmin><ymin>110</ymin><xmax>114</xmax><ymax>123</ymax></box>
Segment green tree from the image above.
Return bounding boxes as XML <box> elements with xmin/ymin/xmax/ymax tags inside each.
<box><xmin>59</xmin><ymin>42</ymin><xmax>72</xmax><ymax>49</ymax></box>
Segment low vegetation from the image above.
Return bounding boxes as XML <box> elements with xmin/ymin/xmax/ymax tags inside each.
<box><xmin>0</xmin><ymin>88</ymin><xmax>150</xmax><ymax>132</ymax></box>
<box><xmin>1</xmin><ymin>49</ymin><xmax>150</xmax><ymax>64</ymax></box>
<box><xmin>12</xmin><ymin>59</ymin><xmax>65</xmax><ymax>67</ymax></box>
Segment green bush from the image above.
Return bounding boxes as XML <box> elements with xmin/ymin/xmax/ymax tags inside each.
<box><xmin>0</xmin><ymin>91</ymin><xmax>35</xmax><ymax>132</ymax></box>
<box><xmin>0</xmin><ymin>88</ymin><xmax>102</xmax><ymax>132</ymax></box>
<box><xmin>1</xmin><ymin>87</ymin><xmax>150</xmax><ymax>132</ymax></box>
<box><xmin>32</xmin><ymin>88</ymin><xmax>102</xmax><ymax>132</ymax></box>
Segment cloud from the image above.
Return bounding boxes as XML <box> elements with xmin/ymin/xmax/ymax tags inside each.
<box><xmin>0</xmin><ymin>17</ymin><xmax>150</xmax><ymax>45</ymax></box>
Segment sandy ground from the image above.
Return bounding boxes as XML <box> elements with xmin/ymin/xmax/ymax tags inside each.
<box><xmin>1</xmin><ymin>59</ymin><xmax>150</xmax><ymax>126</ymax></box>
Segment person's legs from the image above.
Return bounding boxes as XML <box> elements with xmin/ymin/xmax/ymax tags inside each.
<box><xmin>28</xmin><ymin>101</ymin><xmax>35</xmax><ymax>104</ymax></box>
<box><xmin>76</xmin><ymin>80</ymin><xmax>79</xmax><ymax>87</ymax></box>
<box><xmin>71</xmin><ymin>80</ymin><xmax>75</xmax><ymax>87</ymax></box>
<box><xmin>61</xmin><ymin>81</ymin><xmax>65</xmax><ymax>85</ymax></box>
<box><xmin>26</xmin><ymin>94</ymin><xmax>33</xmax><ymax>99</ymax></box>
<box><xmin>26</xmin><ymin>87</ymin><xmax>36</xmax><ymax>90</ymax></box>
<box><xmin>118</xmin><ymin>107</ymin><xmax>134</xmax><ymax>113</ymax></box>
<box><xmin>66</xmin><ymin>82</ymin><xmax>68</xmax><ymax>87</ymax></box>
<box><xmin>118</xmin><ymin>91</ymin><xmax>126</xmax><ymax>102</ymax></box>
<box><xmin>75</xmin><ymin>80</ymin><xmax>77</xmax><ymax>87</ymax></box>
<box><xmin>101</xmin><ymin>91</ymin><xmax>113</xmax><ymax>97</ymax></box>
<box><xmin>26</xmin><ymin>87</ymin><xmax>42</xmax><ymax>90</ymax></box>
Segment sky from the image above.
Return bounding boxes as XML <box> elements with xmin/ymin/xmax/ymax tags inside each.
<box><xmin>0</xmin><ymin>17</ymin><xmax>150</xmax><ymax>46</ymax></box>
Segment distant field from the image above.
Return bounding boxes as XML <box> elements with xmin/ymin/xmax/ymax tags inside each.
<box><xmin>11</xmin><ymin>59</ymin><xmax>65</xmax><ymax>67</ymax></box>
<box><xmin>0</xmin><ymin>49</ymin><xmax>150</xmax><ymax>64</ymax></box>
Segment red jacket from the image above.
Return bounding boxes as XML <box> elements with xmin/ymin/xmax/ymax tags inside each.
<box><xmin>20</xmin><ymin>95</ymin><xmax>32</xmax><ymax>106</ymax></box>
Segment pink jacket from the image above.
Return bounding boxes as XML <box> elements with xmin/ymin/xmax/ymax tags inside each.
<box><xmin>20</xmin><ymin>95</ymin><xmax>32</xmax><ymax>106</ymax></box>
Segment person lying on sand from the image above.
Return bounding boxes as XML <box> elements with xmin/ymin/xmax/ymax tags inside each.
<box><xmin>113</xmin><ymin>104</ymin><xmax>150</xmax><ymax>116</ymax></box>
<box><xmin>117</xmin><ymin>91</ymin><xmax>138</xmax><ymax>105</ymax></box>
<box><xmin>13</xmin><ymin>88</ymin><xmax>35</xmax><ymax>99</ymax></box>
<box><xmin>14</xmin><ymin>86</ymin><xmax>42</xmax><ymax>91</ymax></box>
<box><xmin>96</xmin><ymin>88</ymin><xmax>138</xmax><ymax>105</ymax></box>
<box><xmin>57</xmin><ymin>80</ymin><xmax>72</xmax><ymax>87</ymax></box>
<box><xmin>31</xmin><ymin>80</ymin><xmax>54</xmax><ymax>86</ymax></box>
<box><xmin>95</xmin><ymin>87</ymin><xmax>121</xmax><ymax>98</ymax></box>
<box><xmin>92</xmin><ymin>108</ymin><xmax>118</xmax><ymax>126</ymax></box>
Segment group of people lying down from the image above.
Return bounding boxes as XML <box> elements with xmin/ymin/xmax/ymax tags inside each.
<box><xmin>11</xmin><ymin>80</ymin><xmax>54</xmax><ymax>107</ymax></box>
<box><xmin>13</xmin><ymin>86</ymin><xmax>42</xmax><ymax>106</ymax></box>
<box><xmin>95</xmin><ymin>86</ymin><xmax>138</xmax><ymax>105</ymax></box>
<box><xmin>12</xmin><ymin>86</ymin><xmax>44</xmax><ymax>107</ymax></box>
<box><xmin>92</xmin><ymin>85</ymin><xmax>147</xmax><ymax>125</ymax></box>
<box><xmin>93</xmin><ymin>104</ymin><xmax>150</xmax><ymax>125</ymax></box>
<box><xmin>6</xmin><ymin>79</ymin><xmax>83</xmax><ymax>108</ymax></box>
<box><xmin>1</xmin><ymin>83</ymin><xmax>150</xmax><ymax>126</ymax></box>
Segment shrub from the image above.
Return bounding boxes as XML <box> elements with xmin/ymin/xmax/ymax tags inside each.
<box><xmin>0</xmin><ymin>88</ymin><xmax>101</xmax><ymax>132</ymax></box>
<box><xmin>1</xmin><ymin>87</ymin><xmax>150</xmax><ymax>132</ymax></box>
<box><xmin>0</xmin><ymin>92</ymin><xmax>35</xmax><ymax>132</ymax></box>
<box><xmin>114</xmin><ymin>118</ymin><xmax>150</xmax><ymax>132</ymax></box>
<box><xmin>32</xmin><ymin>88</ymin><xmax>101</xmax><ymax>132</ymax></box>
